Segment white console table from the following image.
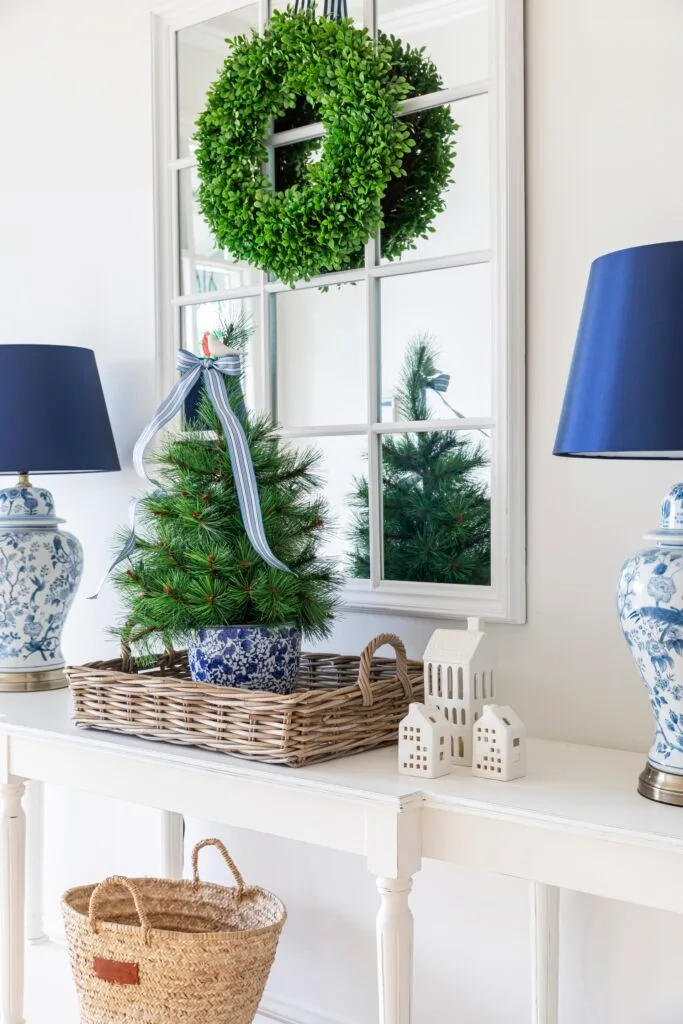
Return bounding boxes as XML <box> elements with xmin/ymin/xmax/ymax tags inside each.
<box><xmin>1</xmin><ymin>690</ymin><xmax>682</xmax><ymax>1024</ymax></box>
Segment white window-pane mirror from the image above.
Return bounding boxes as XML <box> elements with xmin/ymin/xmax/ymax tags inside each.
<box><xmin>380</xmin><ymin>264</ymin><xmax>492</xmax><ymax>421</ymax></box>
<box><xmin>158</xmin><ymin>0</ymin><xmax>524</xmax><ymax>620</ymax></box>
<box><xmin>274</xmin><ymin>284</ymin><xmax>367</xmax><ymax>428</ymax></box>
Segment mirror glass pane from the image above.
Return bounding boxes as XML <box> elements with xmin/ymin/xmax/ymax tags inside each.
<box><xmin>291</xmin><ymin>434</ymin><xmax>369</xmax><ymax>571</ymax></box>
<box><xmin>380</xmin><ymin>429</ymin><xmax>491</xmax><ymax>584</ymax></box>
<box><xmin>376</xmin><ymin>0</ymin><xmax>488</xmax><ymax>91</ymax></box>
<box><xmin>380</xmin><ymin>263</ymin><xmax>491</xmax><ymax>422</ymax></box>
<box><xmin>176</xmin><ymin>4</ymin><xmax>260</xmax><ymax>159</ymax></box>
<box><xmin>381</xmin><ymin>94</ymin><xmax>490</xmax><ymax>264</ymax></box>
<box><xmin>178</xmin><ymin>167</ymin><xmax>260</xmax><ymax>295</ymax></box>
<box><xmin>275</xmin><ymin>283</ymin><xmax>367</xmax><ymax>428</ymax></box>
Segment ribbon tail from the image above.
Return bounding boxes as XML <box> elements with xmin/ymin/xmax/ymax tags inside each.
<box><xmin>430</xmin><ymin>390</ymin><xmax>491</xmax><ymax>439</ymax></box>
<box><xmin>87</xmin><ymin>497</ymin><xmax>141</xmax><ymax>599</ymax></box>
<box><xmin>87</xmin><ymin>531</ymin><xmax>137</xmax><ymax>600</ymax></box>
<box><xmin>133</xmin><ymin>363</ymin><xmax>204</xmax><ymax>484</ymax></box>
<box><xmin>204</xmin><ymin>369</ymin><xmax>291</xmax><ymax>573</ymax></box>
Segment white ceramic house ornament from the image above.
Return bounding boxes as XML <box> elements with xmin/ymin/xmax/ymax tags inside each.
<box><xmin>472</xmin><ymin>705</ymin><xmax>526</xmax><ymax>781</ymax></box>
<box><xmin>398</xmin><ymin>703</ymin><xmax>451</xmax><ymax>778</ymax></box>
<box><xmin>423</xmin><ymin>618</ymin><xmax>494</xmax><ymax>766</ymax></box>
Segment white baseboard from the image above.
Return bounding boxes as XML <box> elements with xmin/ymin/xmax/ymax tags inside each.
<box><xmin>44</xmin><ymin>927</ymin><xmax>67</xmax><ymax>949</ymax></box>
<box><xmin>258</xmin><ymin>994</ymin><xmax>358</xmax><ymax>1024</ymax></box>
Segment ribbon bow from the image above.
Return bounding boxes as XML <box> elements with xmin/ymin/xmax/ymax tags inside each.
<box><xmin>89</xmin><ymin>349</ymin><xmax>289</xmax><ymax>598</ymax></box>
<box><xmin>425</xmin><ymin>372</ymin><xmax>450</xmax><ymax>394</ymax></box>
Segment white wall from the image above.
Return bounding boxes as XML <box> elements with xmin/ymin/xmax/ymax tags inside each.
<box><xmin>3</xmin><ymin>0</ymin><xmax>683</xmax><ymax>1020</ymax></box>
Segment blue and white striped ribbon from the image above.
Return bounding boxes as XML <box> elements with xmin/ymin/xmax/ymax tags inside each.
<box><xmin>424</xmin><ymin>371</ymin><xmax>491</xmax><ymax>439</ymax></box>
<box><xmin>89</xmin><ymin>350</ymin><xmax>289</xmax><ymax>597</ymax></box>
<box><xmin>87</xmin><ymin>497</ymin><xmax>141</xmax><ymax>599</ymax></box>
<box><xmin>426</xmin><ymin>372</ymin><xmax>450</xmax><ymax>394</ymax></box>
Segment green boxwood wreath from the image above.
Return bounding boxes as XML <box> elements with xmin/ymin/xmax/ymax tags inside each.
<box><xmin>274</xmin><ymin>34</ymin><xmax>458</xmax><ymax>269</ymax></box>
<box><xmin>194</xmin><ymin>9</ymin><xmax>415</xmax><ymax>286</ymax></box>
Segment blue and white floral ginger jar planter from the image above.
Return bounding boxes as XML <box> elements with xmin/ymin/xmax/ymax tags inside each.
<box><xmin>0</xmin><ymin>484</ymin><xmax>83</xmax><ymax>690</ymax></box>
<box><xmin>188</xmin><ymin>624</ymin><xmax>301</xmax><ymax>693</ymax></box>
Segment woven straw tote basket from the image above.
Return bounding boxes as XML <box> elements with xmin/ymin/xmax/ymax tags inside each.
<box><xmin>61</xmin><ymin>838</ymin><xmax>286</xmax><ymax>1024</ymax></box>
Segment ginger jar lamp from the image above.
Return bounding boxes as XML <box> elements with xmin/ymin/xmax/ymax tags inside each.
<box><xmin>0</xmin><ymin>345</ymin><xmax>120</xmax><ymax>691</ymax></box>
<box><xmin>554</xmin><ymin>241</ymin><xmax>683</xmax><ymax>804</ymax></box>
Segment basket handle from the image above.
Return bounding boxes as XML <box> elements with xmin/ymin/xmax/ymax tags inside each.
<box><xmin>88</xmin><ymin>876</ymin><xmax>151</xmax><ymax>944</ymax></box>
<box><xmin>120</xmin><ymin>641</ymin><xmax>175</xmax><ymax>675</ymax></box>
<box><xmin>356</xmin><ymin>633</ymin><xmax>412</xmax><ymax>707</ymax></box>
<box><xmin>120</xmin><ymin>641</ymin><xmax>133</xmax><ymax>674</ymax></box>
<box><xmin>192</xmin><ymin>838</ymin><xmax>246</xmax><ymax>899</ymax></box>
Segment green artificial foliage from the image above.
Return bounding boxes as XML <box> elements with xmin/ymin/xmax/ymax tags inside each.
<box><xmin>113</xmin><ymin>321</ymin><xmax>343</xmax><ymax>659</ymax></box>
<box><xmin>348</xmin><ymin>335</ymin><xmax>491</xmax><ymax>585</ymax></box>
<box><xmin>274</xmin><ymin>34</ymin><xmax>458</xmax><ymax>269</ymax></box>
<box><xmin>194</xmin><ymin>8</ymin><xmax>414</xmax><ymax>286</ymax></box>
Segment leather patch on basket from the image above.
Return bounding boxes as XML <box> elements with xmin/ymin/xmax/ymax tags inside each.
<box><xmin>93</xmin><ymin>958</ymin><xmax>139</xmax><ymax>985</ymax></box>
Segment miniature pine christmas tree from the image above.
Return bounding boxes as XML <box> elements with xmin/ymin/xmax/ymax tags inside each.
<box><xmin>348</xmin><ymin>334</ymin><xmax>491</xmax><ymax>585</ymax></box>
<box><xmin>113</xmin><ymin>317</ymin><xmax>342</xmax><ymax>658</ymax></box>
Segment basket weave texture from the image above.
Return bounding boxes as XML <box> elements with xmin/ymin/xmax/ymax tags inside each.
<box><xmin>62</xmin><ymin>838</ymin><xmax>286</xmax><ymax>1024</ymax></box>
<box><xmin>67</xmin><ymin>633</ymin><xmax>423</xmax><ymax>767</ymax></box>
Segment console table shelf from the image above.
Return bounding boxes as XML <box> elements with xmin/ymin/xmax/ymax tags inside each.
<box><xmin>0</xmin><ymin>689</ymin><xmax>676</xmax><ymax>1024</ymax></box>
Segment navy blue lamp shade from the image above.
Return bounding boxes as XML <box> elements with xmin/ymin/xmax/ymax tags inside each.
<box><xmin>554</xmin><ymin>241</ymin><xmax>683</xmax><ymax>458</ymax></box>
<box><xmin>0</xmin><ymin>345</ymin><xmax>120</xmax><ymax>474</ymax></box>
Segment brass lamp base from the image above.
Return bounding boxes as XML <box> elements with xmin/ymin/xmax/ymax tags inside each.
<box><xmin>0</xmin><ymin>669</ymin><xmax>68</xmax><ymax>693</ymax></box>
<box><xmin>638</xmin><ymin>763</ymin><xmax>683</xmax><ymax>806</ymax></box>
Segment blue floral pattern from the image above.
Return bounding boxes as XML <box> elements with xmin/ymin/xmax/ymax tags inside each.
<box><xmin>0</xmin><ymin>486</ymin><xmax>83</xmax><ymax>673</ymax></box>
<box><xmin>0</xmin><ymin>487</ymin><xmax>55</xmax><ymax>520</ymax></box>
<box><xmin>619</xmin><ymin>484</ymin><xmax>683</xmax><ymax>772</ymax></box>
<box><xmin>188</xmin><ymin>625</ymin><xmax>301</xmax><ymax>692</ymax></box>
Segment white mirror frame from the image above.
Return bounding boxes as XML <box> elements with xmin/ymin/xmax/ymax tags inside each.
<box><xmin>151</xmin><ymin>0</ymin><xmax>525</xmax><ymax>623</ymax></box>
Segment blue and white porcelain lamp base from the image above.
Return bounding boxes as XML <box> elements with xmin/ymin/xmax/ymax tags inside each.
<box><xmin>0</xmin><ymin>474</ymin><xmax>83</xmax><ymax>692</ymax></box>
<box><xmin>618</xmin><ymin>484</ymin><xmax>683</xmax><ymax>805</ymax></box>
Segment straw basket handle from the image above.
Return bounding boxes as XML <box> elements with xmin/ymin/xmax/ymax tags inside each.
<box><xmin>357</xmin><ymin>633</ymin><xmax>412</xmax><ymax>707</ymax></box>
<box><xmin>192</xmin><ymin>838</ymin><xmax>246</xmax><ymax>900</ymax></box>
<box><xmin>88</xmin><ymin>876</ymin><xmax>151</xmax><ymax>944</ymax></box>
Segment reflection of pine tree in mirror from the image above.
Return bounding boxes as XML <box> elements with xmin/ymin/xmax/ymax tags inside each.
<box><xmin>273</xmin><ymin>34</ymin><xmax>457</xmax><ymax>270</ymax></box>
<box><xmin>348</xmin><ymin>335</ymin><xmax>491</xmax><ymax>585</ymax></box>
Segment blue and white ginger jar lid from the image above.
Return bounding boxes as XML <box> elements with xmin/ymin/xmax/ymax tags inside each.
<box><xmin>0</xmin><ymin>486</ymin><xmax>63</xmax><ymax>528</ymax></box>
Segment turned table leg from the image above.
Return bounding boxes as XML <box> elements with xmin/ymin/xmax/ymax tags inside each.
<box><xmin>376</xmin><ymin>876</ymin><xmax>414</xmax><ymax>1024</ymax></box>
<box><xmin>25</xmin><ymin>781</ymin><xmax>46</xmax><ymax>944</ymax></box>
<box><xmin>0</xmin><ymin>780</ymin><xmax>26</xmax><ymax>1024</ymax></box>
<box><xmin>531</xmin><ymin>882</ymin><xmax>560</xmax><ymax>1024</ymax></box>
<box><xmin>161</xmin><ymin>811</ymin><xmax>184</xmax><ymax>878</ymax></box>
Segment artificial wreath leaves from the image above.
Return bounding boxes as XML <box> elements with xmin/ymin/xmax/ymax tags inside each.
<box><xmin>194</xmin><ymin>9</ymin><xmax>414</xmax><ymax>286</ymax></box>
<box><xmin>274</xmin><ymin>33</ymin><xmax>458</xmax><ymax>269</ymax></box>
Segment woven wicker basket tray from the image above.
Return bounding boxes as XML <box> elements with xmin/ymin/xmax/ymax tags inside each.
<box><xmin>67</xmin><ymin>633</ymin><xmax>423</xmax><ymax>768</ymax></box>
